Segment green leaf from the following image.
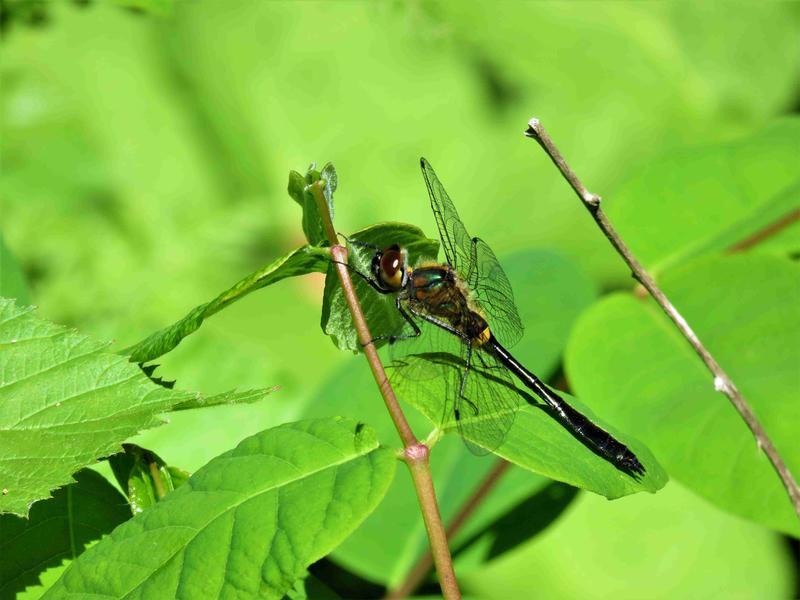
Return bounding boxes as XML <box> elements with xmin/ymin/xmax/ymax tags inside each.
<box><xmin>0</xmin><ymin>469</ymin><xmax>131</xmax><ymax>599</ymax></box>
<box><xmin>288</xmin><ymin>170</ymin><xmax>306</xmax><ymax>205</ymax></box>
<box><xmin>45</xmin><ymin>418</ymin><xmax>396</xmax><ymax>599</ymax></box>
<box><xmin>0</xmin><ymin>299</ymin><xmax>195</xmax><ymax>516</ymax></box>
<box><xmin>287</xmin><ymin>163</ymin><xmax>336</xmax><ymax>246</ymax></box>
<box><xmin>452</xmin><ymin>480</ymin><xmax>579</xmax><ymax>567</ymax></box>
<box><xmin>107</xmin><ymin>444</ymin><xmax>191</xmax><ymax>514</ymax></box>
<box><xmin>498</xmin><ymin>249</ymin><xmax>598</xmax><ymax>375</ymax></box>
<box><xmin>124</xmin><ymin>245</ymin><xmax>329</xmax><ymax>363</ymax></box>
<box><xmin>609</xmin><ymin>118</ymin><xmax>800</xmax><ymax>274</ymax></box>
<box><xmin>320</xmin><ymin>162</ymin><xmax>338</xmax><ymax>214</ymax></box>
<box><xmin>321</xmin><ymin>222</ymin><xmax>439</xmax><ymax>352</ymax></box>
<box><xmin>402</xmin><ymin>367</ymin><xmax>666</xmax><ymax>498</ymax></box>
<box><xmin>282</xmin><ymin>571</ymin><xmax>341</xmax><ymax>600</ymax></box>
<box><xmin>0</xmin><ymin>233</ymin><xmax>30</xmax><ymax>305</ymax></box>
<box><xmin>172</xmin><ymin>386</ymin><xmax>280</xmax><ymax>411</ymax></box>
<box><xmin>462</xmin><ymin>481</ymin><xmax>795</xmax><ymax>598</ymax></box>
<box><xmin>566</xmin><ymin>254</ymin><xmax>800</xmax><ymax>536</ymax></box>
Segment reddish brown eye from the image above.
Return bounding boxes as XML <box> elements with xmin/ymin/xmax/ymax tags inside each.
<box><xmin>379</xmin><ymin>249</ymin><xmax>404</xmax><ymax>289</ymax></box>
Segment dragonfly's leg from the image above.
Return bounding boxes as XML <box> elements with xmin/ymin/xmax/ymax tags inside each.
<box><xmin>368</xmin><ymin>298</ymin><xmax>422</xmax><ymax>346</ymax></box>
<box><xmin>329</xmin><ymin>259</ymin><xmax>392</xmax><ymax>296</ymax></box>
<box><xmin>409</xmin><ymin>310</ymin><xmax>470</xmax><ymax>343</ymax></box>
<box><xmin>456</xmin><ymin>343</ymin><xmax>479</xmax><ymax>419</ymax></box>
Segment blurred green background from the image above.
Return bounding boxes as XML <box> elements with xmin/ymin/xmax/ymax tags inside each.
<box><xmin>2</xmin><ymin>1</ymin><xmax>799</xmax><ymax>597</ymax></box>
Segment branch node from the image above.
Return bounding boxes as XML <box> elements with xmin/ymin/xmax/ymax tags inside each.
<box><xmin>586</xmin><ymin>193</ymin><xmax>601</xmax><ymax>207</ymax></box>
<box><xmin>405</xmin><ymin>443</ymin><xmax>430</xmax><ymax>464</ymax></box>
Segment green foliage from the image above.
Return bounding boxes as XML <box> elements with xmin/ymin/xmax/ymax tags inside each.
<box><xmin>402</xmin><ymin>368</ymin><xmax>666</xmax><ymax>496</ymax></box>
<box><xmin>108</xmin><ymin>443</ymin><xmax>190</xmax><ymax>514</ymax></box>
<box><xmin>171</xmin><ymin>386</ymin><xmax>280</xmax><ymax>411</ymax></box>
<box><xmin>2</xmin><ymin>2</ymin><xmax>798</xmax><ymax>596</ymax></box>
<box><xmin>0</xmin><ymin>298</ymin><xmax>275</xmax><ymax>517</ymax></box>
<box><xmin>0</xmin><ymin>234</ymin><xmax>30</xmax><ymax>304</ymax></box>
<box><xmin>44</xmin><ymin>418</ymin><xmax>396</xmax><ymax>599</ymax></box>
<box><xmin>609</xmin><ymin>118</ymin><xmax>800</xmax><ymax>274</ymax></box>
<box><xmin>462</xmin><ymin>481</ymin><xmax>796</xmax><ymax>598</ymax></box>
<box><xmin>0</xmin><ymin>469</ymin><xmax>130</xmax><ymax>598</ymax></box>
<box><xmin>288</xmin><ymin>162</ymin><xmax>338</xmax><ymax>246</ymax></box>
<box><xmin>124</xmin><ymin>245</ymin><xmax>329</xmax><ymax>363</ymax></box>
<box><xmin>0</xmin><ymin>299</ymin><xmax>192</xmax><ymax>516</ymax></box>
<box><xmin>567</xmin><ymin>255</ymin><xmax>800</xmax><ymax>536</ymax></box>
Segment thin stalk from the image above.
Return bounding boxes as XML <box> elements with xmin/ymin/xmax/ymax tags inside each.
<box><xmin>310</xmin><ymin>182</ymin><xmax>461</xmax><ymax>599</ymax></box>
<box><xmin>726</xmin><ymin>207</ymin><xmax>800</xmax><ymax>253</ymax></box>
<box><xmin>148</xmin><ymin>461</ymin><xmax>166</xmax><ymax>500</ymax></box>
<box><xmin>388</xmin><ymin>460</ymin><xmax>511</xmax><ymax>599</ymax></box>
<box><xmin>524</xmin><ymin>118</ymin><xmax>800</xmax><ymax>519</ymax></box>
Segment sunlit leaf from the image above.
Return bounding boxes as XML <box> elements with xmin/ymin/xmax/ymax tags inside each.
<box><xmin>609</xmin><ymin>118</ymin><xmax>800</xmax><ymax>274</ymax></box>
<box><xmin>45</xmin><ymin>418</ymin><xmax>396</xmax><ymax>599</ymax></box>
<box><xmin>402</xmin><ymin>364</ymin><xmax>666</xmax><ymax>497</ymax></box>
<box><xmin>124</xmin><ymin>245</ymin><xmax>329</xmax><ymax>363</ymax></box>
<box><xmin>172</xmin><ymin>386</ymin><xmax>280</xmax><ymax>411</ymax></box>
<box><xmin>0</xmin><ymin>469</ymin><xmax>130</xmax><ymax>599</ymax></box>
<box><xmin>108</xmin><ymin>444</ymin><xmax>190</xmax><ymax>514</ymax></box>
<box><xmin>287</xmin><ymin>163</ymin><xmax>337</xmax><ymax>246</ymax></box>
<box><xmin>461</xmin><ymin>481</ymin><xmax>795</xmax><ymax>598</ymax></box>
<box><xmin>566</xmin><ymin>254</ymin><xmax>800</xmax><ymax>536</ymax></box>
<box><xmin>0</xmin><ymin>299</ymin><xmax>194</xmax><ymax>516</ymax></box>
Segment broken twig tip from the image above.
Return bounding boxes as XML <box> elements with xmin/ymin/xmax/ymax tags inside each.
<box><xmin>524</xmin><ymin>117</ymin><xmax>541</xmax><ymax>138</ymax></box>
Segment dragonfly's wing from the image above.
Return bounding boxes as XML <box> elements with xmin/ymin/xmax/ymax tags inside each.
<box><xmin>420</xmin><ymin>158</ymin><xmax>475</xmax><ymax>279</ymax></box>
<box><xmin>469</xmin><ymin>237</ymin><xmax>524</xmax><ymax>348</ymax></box>
<box><xmin>387</xmin><ymin>314</ymin><xmax>455</xmax><ymax>382</ymax></box>
<box><xmin>453</xmin><ymin>344</ymin><xmax>520</xmax><ymax>454</ymax></box>
<box><xmin>388</xmin><ymin>315</ymin><xmax>466</xmax><ymax>430</ymax></box>
<box><xmin>388</xmin><ymin>296</ymin><xmax>519</xmax><ymax>454</ymax></box>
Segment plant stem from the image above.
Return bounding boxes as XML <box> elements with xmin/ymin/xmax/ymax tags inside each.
<box><xmin>148</xmin><ymin>461</ymin><xmax>166</xmax><ymax>500</ymax></box>
<box><xmin>388</xmin><ymin>459</ymin><xmax>511</xmax><ymax>599</ymax></box>
<box><xmin>524</xmin><ymin>118</ymin><xmax>800</xmax><ymax>520</ymax></box>
<box><xmin>310</xmin><ymin>182</ymin><xmax>461</xmax><ymax>599</ymax></box>
<box><xmin>726</xmin><ymin>207</ymin><xmax>800</xmax><ymax>253</ymax></box>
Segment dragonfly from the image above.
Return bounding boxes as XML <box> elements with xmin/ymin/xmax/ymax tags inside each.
<box><xmin>349</xmin><ymin>158</ymin><xmax>644</xmax><ymax>476</ymax></box>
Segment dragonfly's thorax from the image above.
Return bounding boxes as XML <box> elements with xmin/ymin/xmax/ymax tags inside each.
<box><xmin>406</xmin><ymin>264</ymin><xmax>491</xmax><ymax>344</ymax></box>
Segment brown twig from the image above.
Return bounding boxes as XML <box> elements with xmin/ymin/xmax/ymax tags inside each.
<box><xmin>524</xmin><ymin>118</ymin><xmax>800</xmax><ymax>520</ymax></box>
<box><xmin>387</xmin><ymin>459</ymin><xmax>511</xmax><ymax>599</ymax></box>
<box><xmin>726</xmin><ymin>207</ymin><xmax>800</xmax><ymax>253</ymax></box>
<box><xmin>310</xmin><ymin>181</ymin><xmax>461</xmax><ymax>599</ymax></box>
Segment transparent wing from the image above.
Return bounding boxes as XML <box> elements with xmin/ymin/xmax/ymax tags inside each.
<box><xmin>388</xmin><ymin>304</ymin><xmax>520</xmax><ymax>455</ymax></box>
<box><xmin>469</xmin><ymin>237</ymin><xmax>524</xmax><ymax>348</ymax></box>
<box><xmin>388</xmin><ymin>316</ymin><xmax>465</xmax><ymax>429</ymax></box>
<box><xmin>452</xmin><ymin>344</ymin><xmax>520</xmax><ymax>454</ymax></box>
<box><xmin>420</xmin><ymin>158</ymin><xmax>475</xmax><ymax>280</ymax></box>
<box><xmin>387</xmin><ymin>299</ymin><xmax>464</xmax><ymax>382</ymax></box>
<box><xmin>419</xmin><ymin>159</ymin><xmax>523</xmax><ymax>348</ymax></box>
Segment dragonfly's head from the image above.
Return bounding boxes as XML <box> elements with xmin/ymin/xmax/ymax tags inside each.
<box><xmin>371</xmin><ymin>244</ymin><xmax>409</xmax><ymax>292</ymax></box>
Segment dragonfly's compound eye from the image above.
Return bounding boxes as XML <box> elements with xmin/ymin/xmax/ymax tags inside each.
<box><xmin>379</xmin><ymin>248</ymin><xmax>404</xmax><ymax>289</ymax></box>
